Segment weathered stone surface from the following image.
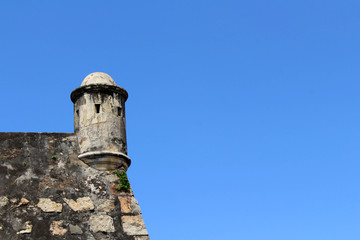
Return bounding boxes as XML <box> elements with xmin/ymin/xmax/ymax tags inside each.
<box><xmin>37</xmin><ymin>198</ymin><xmax>62</xmax><ymax>212</ymax></box>
<box><xmin>118</xmin><ymin>196</ymin><xmax>132</xmax><ymax>213</ymax></box>
<box><xmin>97</xmin><ymin>199</ymin><xmax>115</xmax><ymax>212</ymax></box>
<box><xmin>86</xmin><ymin>233</ymin><xmax>97</xmax><ymax>240</ymax></box>
<box><xmin>109</xmin><ymin>183</ymin><xmax>134</xmax><ymax>196</ymax></box>
<box><xmin>89</xmin><ymin>214</ymin><xmax>115</xmax><ymax>233</ymax></box>
<box><xmin>0</xmin><ymin>73</ymin><xmax>149</xmax><ymax>239</ymax></box>
<box><xmin>63</xmin><ymin>197</ymin><xmax>95</xmax><ymax>212</ymax></box>
<box><xmin>118</xmin><ymin>196</ymin><xmax>141</xmax><ymax>214</ymax></box>
<box><xmin>50</xmin><ymin>220</ymin><xmax>67</xmax><ymax>235</ymax></box>
<box><xmin>17</xmin><ymin>221</ymin><xmax>32</xmax><ymax>234</ymax></box>
<box><xmin>81</xmin><ymin>72</ymin><xmax>116</xmax><ymax>86</ymax></box>
<box><xmin>0</xmin><ymin>196</ymin><xmax>9</xmax><ymax>208</ymax></box>
<box><xmin>69</xmin><ymin>224</ymin><xmax>83</xmax><ymax>235</ymax></box>
<box><xmin>130</xmin><ymin>197</ymin><xmax>142</xmax><ymax>214</ymax></box>
<box><xmin>134</xmin><ymin>236</ymin><xmax>150</xmax><ymax>240</ymax></box>
<box><xmin>71</xmin><ymin>73</ymin><xmax>130</xmax><ymax>171</ymax></box>
<box><xmin>15</xmin><ymin>168</ymin><xmax>39</xmax><ymax>184</ymax></box>
<box><xmin>0</xmin><ymin>131</ymin><xmax>149</xmax><ymax>239</ymax></box>
<box><xmin>121</xmin><ymin>215</ymin><xmax>148</xmax><ymax>235</ymax></box>
<box><xmin>119</xmin><ymin>196</ymin><xmax>131</xmax><ymax>213</ymax></box>
<box><xmin>105</xmin><ymin>174</ymin><xmax>119</xmax><ymax>182</ymax></box>
<box><xmin>20</xmin><ymin>197</ymin><xmax>29</xmax><ymax>206</ymax></box>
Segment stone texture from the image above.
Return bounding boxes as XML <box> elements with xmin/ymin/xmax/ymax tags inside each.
<box><xmin>119</xmin><ymin>196</ymin><xmax>132</xmax><ymax>213</ymax></box>
<box><xmin>81</xmin><ymin>72</ymin><xmax>116</xmax><ymax>86</ymax></box>
<box><xmin>0</xmin><ymin>72</ymin><xmax>148</xmax><ymax>239</ymax></box>
<box><xmin>17</xmin><ymin>221</ymin><xmax>32</xmax><ymax>234</ymax></box>
<box><xmin>130</xmin><ymin>197</ymin><xmax>142</xmax><ymax>214</ymax></box>
<box><xmin>71</xmin><ymin>72</ymin><xmax>130</xmax><ymax>171</ymax></box>
<box><xmin>135</xmin><ymin>236</ymin><xmax>151</xmax><ymax>240</ymax></box>
<box><xmin>0</xmin><ymin>83</ymin><xmax>149</xmax><ymax>239</ymax></box>
<box><xmin>110</xmin><ymin>182</ymin><xmax>134</xmax><ymax>195</ymax></box>
<box><xmin>37</xmin><ymin>198</ymin><xmax>62</xmax><ymax>213</ymax></box>
<box><xmin>105</xmin><ymin>174</ymin><xmax>119</xmax><ymax>182</ymax></box>
<box><xmin>0</xmin><ymin>196</ymin><xmax>9</xmax><ymax>208</ymax></box>
<box><xmin>69</xmin><ymin>224</ymin><xmax>83</xmax><ymax>235</ymax></box>
<box><xmin>97</xmin><ymin>199</ymin><xmax>116</xmax><ymax>212</ymax></box>
<box><xmin>63</xmin><ymin>197</ymin><xmax>95</xmax><ymax>212</ymax></box>
<box><xmin>119</xmin><ymin>196</ymin><xmax>141</xmax><ymax>214</ymax></box>
<box><xmin>15</xmin><ymin>168</ymin><xmax>38</xmax><ymax>184</ymax></box>
<box><xmin>0</xmin><ymin>132</ymin><xmax>149</xmax><ymax>239</ymax></box>
<box><xmin>20</xmin><ymin>197</ymin><xmax>30</xmax><ymax>205</ymax></box>
<box><xmin>121</xmin><ymin>215</ymin><xmax>148</xmax><ymax>236</ymax></box>
<box><xmin>50</xmin><ymin>220</ymin><xmax>67</xmax><ymax>235</ymax></box>
<box><xmin>89</xmin><ymin>214</ymin><xmax>115</xmax><ymax>233</ymax></box>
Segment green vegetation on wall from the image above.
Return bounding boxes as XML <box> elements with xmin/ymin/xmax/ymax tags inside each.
<box><xmin>113</xmin><ymin>170</ymin><xmax>130</xmax><ymax>193</ymax></box>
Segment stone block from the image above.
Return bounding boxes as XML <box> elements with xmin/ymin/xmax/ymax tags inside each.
<box><xmin>17</xmin><ymin>221</ymin><xmax>32</xmax><ymax>234</ymax></box>
<box><xmin>37</xmin><ymin>198</ymin><xmax>62</xmax><ymax>213</ymax></box>
<box><xmin>121</xmin><ymin>215</ymin><xmax>148</xmax><ymax>236</ymax></box>
<box><xmin>20</xmin><ymin>198</ymin><xmax>29</xmax><ymax>206</ymax></box>
<box><xmin>50</xmin><ymin>221</ymin><xmax>67</xmax><ymax>235</ymax></box>
<box><xmin>118</xmin><ymin>196</ymin><xmax>141</xmax><ymax>214</ymax></box>
<box><xmin>0</xmin><ymin>196</ymin><xmax>9</xmax><ymax>208</ymax></box>
<box><xmin>89</xmin><ymin>214</ymin><xmax>115</xmax><ymax>233</ymax></box>
<box><xmin>69</xmin><ymin>224</ymin><xmax>83</xmax><ymax>235</ymax></box>
<box><xmin>118</xmin><ymin>196</ymin><xmax>131</xmax><ymax>213</ymax></box>
<box><xmin>97</xmin><ymin>199</ymin><xmax>115</xmax><ymax>213</ymax></box>
<box><xmin>134</xmin><ymin>236</ymin><xmax>150</xmax><ymax>240</ymax></box>
<box><xmin>64</xmin><ymin>197</ymin><xmax>95</xmax><ymax>212</ymax></box>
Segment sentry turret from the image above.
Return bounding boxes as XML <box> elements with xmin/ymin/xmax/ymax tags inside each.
<box><xmin>70</xmin><ymin>72</ymin><xmax>130</xmax><ymax>171</ymax></box>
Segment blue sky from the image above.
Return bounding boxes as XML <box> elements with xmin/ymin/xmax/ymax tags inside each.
<box><xmin>1</xmin><ymin>1</ymin><xmax>360</xmax><ymax>239</ymax></box>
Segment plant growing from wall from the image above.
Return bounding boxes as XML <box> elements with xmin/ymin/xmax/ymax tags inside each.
<box><xmin>113</xmin><ymin>170</ymin><xmax>130</xmax><ymax>193</ymax></box>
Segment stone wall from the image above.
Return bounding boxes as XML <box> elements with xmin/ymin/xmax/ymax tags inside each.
<box><xmin>0</xmin><ymin>133</ymin><xmax>149</xmax><ymax>240</ymax></box>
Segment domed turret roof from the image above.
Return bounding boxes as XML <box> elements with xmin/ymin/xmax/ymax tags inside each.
<box><xmin>81</xmin><ymin>72</ymin><xmax>117</xmax><ymax>86</ymax></box>
<box><xmin>71</xmin><ymin>72</ymin><xmax>128</xmax><ymax>103</ymax></box>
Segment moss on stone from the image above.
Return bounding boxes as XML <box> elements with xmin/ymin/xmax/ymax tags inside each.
<box><xmin>113</xmin><ymin>171</ymin><xmax>130</xmax><ymax>193</ymax></box>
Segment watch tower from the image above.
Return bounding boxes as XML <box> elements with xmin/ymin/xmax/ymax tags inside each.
<box><xmin>70</xmin><ymin>72</ymin><xmax>131</xmax><ymax>171</ymax></box>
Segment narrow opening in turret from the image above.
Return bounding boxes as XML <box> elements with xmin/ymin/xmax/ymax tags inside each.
<box><xmin>117</xmin><ymin>107</ymin><xmax>121</xmax><ymax>116</ymax></box>
<box><xmin>76</xmin><ymin>110</ymin><xmax>79</xmax><ymax>117</ymax></box>
<box><xmin>95</xmin><ymin>104</ymin><xmax>100</xmax><ymax>113</ymax></box>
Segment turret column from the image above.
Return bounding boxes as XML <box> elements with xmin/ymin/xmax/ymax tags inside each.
<box><xmin>70</xmin><ymin>72</ymin><xmax>130</xmax><ymax>171</ymax></box>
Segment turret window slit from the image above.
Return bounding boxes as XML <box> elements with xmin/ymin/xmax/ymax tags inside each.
<box><xmin>95</xmin><ymin>104</ymin><xmax>100</xmax><ymax>113</ymax></box>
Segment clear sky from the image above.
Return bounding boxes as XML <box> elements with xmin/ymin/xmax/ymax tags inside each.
<box><xmin>1</xmin><ymin>1</ymin><xmax>360</xmax><ymax>239</ymax></box>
